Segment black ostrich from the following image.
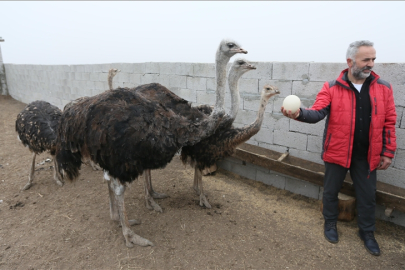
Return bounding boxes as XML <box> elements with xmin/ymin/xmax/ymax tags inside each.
<box><xmin>136</xmin><ymin>39</ymin><xmax>248</xmax><ymax>212</ymax></box>
<box><xmin>55</xmin><ymin>83</ymin><xmax>227</xmax><ymax>247</ymax></box>
<box><xmin>141</xmin><ymin>58</ymin><xmax>256</xmax><ymax>212</ymax></box>
<box><xmin>180</xmin><ymin>84</ymin><xmax>280</xmax><ymax>208</ymax></box>
<box><xmin>15</xmin><ymin>100</ymin><xmax>64</xmax><ymax>190</ymax></box>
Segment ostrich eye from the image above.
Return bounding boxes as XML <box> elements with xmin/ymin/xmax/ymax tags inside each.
<box><xmin>238</xmin><ymin>60</ymin><xmax>245</xmax><ymax>65</ymax></box>
<box><xmin>228</xmin><ymin>43</ymin><xmax>235</xmax><ymax>48</ymax></box>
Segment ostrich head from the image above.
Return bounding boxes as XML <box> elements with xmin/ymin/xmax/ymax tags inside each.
<box><xmin>261</xmin><ymin>85</ymin><xmax>280</xmax><ymax>101</ymax></box>
<box><xmin>217</xmin><ymin>39</ymin><xmax>248</xmax><ymax>59</ymax></box>
<box><xmin>109</xmin><ymin>68</ymin><xmax>121</xmax><ymax>77</ymax></box>
<box><xmin>229</xmin><ymin>58</ymin><xmax>256</xmax><ymax>76</ymax></box>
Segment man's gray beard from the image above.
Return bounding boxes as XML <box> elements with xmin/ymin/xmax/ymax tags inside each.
<box><xmin>351</xmin><ymin>63</ymin><xmax>371</xmax><ymax>80</ymax></box>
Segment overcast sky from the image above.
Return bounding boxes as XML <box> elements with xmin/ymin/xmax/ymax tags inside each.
<box><xmin>1</xmin><ymin>1</ymin><xmax>404</xmax><ymax>65</ymax></box>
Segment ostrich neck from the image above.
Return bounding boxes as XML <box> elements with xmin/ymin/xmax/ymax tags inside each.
<box><xmin>228</xmin><ymin>71</ymin><xmax>241</xmax><ymax>120</ymax></box>
<box><xmin>229</xmin><ymin>97</ymin><xmax>269</xmax><ymax>146</ymax></box>
<box><xmin>108</xmin><ymin>75</ymin><xmax>114</xmax><ymax>90</ymax></box>
<box><xmin>214</xmin><ymin>53</ymin><xmax>230</xmax><ymax>112</ymax></box>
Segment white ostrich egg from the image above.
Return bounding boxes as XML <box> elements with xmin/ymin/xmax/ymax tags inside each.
<box><xmin>282</xmin><ymin>95</ymin><xmax>301</xmax><ymax>113</ymax></box>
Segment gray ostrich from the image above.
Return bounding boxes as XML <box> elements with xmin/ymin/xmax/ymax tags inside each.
<box><xmin>180</xmin><ymin>83</ymin><xmax>280</xmax><ymax>208</ymax></box>
<box><xmin>135</xmin><ymin>39</ymin><xmax>248</xmax><ymax>212</ymax></box>
<box><xmin>15</xmin><ymin>100</ymin><xmax>64</xmax><ymax>190</ymax></box>
<box><xmin>55</xmin><ymin>79</ymin><xmax>227</xmax><ymax>247</ymax></box>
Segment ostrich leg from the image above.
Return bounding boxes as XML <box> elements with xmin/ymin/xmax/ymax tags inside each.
<box><xmin>52</xmin><ymin>155</ymin><xmax>64</xmax><ymax>186</ymax></box>
<box><xmin>110</xmin><ymin>177</ymin><xmax>153</xmax><ymax>247</ymax></box>
<box><xmin>107</xmin><ymin>177</ymin><xmax>140</xmax><ymax>226</ymax></box>
<box><xmin>194</xmin><ymin>167</ymin><xmax>211</xmax><ymax>208</ymax></box>
<box><xmin>21</xmin><ymin>152</ymin><xmax>36</xmax><ymax>190</ymax></box>
<box><xmin>143</xmin><ymin>169</ymin><xmax>167</xmax><ymax>213</ymax></box>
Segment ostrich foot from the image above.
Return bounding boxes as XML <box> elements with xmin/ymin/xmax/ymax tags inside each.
<box><xmin>54</xmin><ymin>178</ymin><xmax>64</xmax><ymax>187</ymax></box>
<box><xmin>21</xmin><ymin>182</ymin><xmax>33</xmax><ymax>191</ymax></box>
<box><xmin>123</xmin><ymin>228</ymin><xmax>154</xmax><ymax>248</ymax></box>
<box><xmin>146</xmin><ymin>197</ymin><xmax>163</xmax><ymax>213</ymax></box>
<box><xmin>150</xmin><ymin>190</ymin><xmax>169</xmax><ymax>199</ymax></box>
<box><xmin>199</xmin><ymin>193</ymin><xmax>211</xmax><ymax>208</ymax></box>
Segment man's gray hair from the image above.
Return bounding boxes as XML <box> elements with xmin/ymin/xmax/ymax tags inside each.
<box><xmin>346</xmin><ymin>40</ymin><xmax>374</xmax><ymax>60</ymax></box>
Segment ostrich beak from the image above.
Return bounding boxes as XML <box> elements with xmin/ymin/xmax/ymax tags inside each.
<box><xmin>233</xmin><ymin>48</ymin><xmax>248</xmax><ymax>54</ymax></box>
<box><xmin>247</xmin><ymin>64</ymin><xmax>256</xmax><ymax>70</ymax></box>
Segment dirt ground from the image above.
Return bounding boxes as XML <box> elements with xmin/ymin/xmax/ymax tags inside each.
<box><xmin>0</xmin><ymin>95</ymin><xmax>405</xmax><ymax>270</ymax></box>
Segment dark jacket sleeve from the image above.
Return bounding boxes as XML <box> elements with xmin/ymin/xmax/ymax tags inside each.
<box><xmin>296</xmin><ymin>81</ymin><xmax>331</xmax><ymax>123</ymax></box>
<box><xmin>381</xmin><ymin>83</ymin><xmax>397</xmax><ymax>158</ymax></box>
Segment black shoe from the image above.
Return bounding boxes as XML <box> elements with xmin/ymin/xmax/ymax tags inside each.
<box><xmin>358</xmin><ymin>230</ymin><xmax>380</xmax><ymax>256</ymax></box>
<box><xmin>324</xmin><ymin>221</ymin><xmax>338</xmax><ymax>243</ymax></box>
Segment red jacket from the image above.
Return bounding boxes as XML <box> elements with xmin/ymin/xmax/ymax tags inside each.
<box><xmin>297</xmin><ymin>69</ymin><xmax>397</xmax><ymax>171</ymax></box>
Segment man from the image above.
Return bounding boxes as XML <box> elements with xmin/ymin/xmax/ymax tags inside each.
<box><xmin>281</xmin><ymin>40</ymin><xmax>397</xmax><ymax>256</ymax></box>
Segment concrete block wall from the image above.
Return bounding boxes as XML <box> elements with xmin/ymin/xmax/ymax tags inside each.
<box><xmin>4</xmin><ymin>61</ymin><xmax>405</xmax><ymax>191</ymax></box>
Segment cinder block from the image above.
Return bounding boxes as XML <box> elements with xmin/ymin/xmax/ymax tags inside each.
<box><xmin>160</xmin><ymin>63</ymin><xmax>193</xmax><ymax>76</ymax></box>
<box><xmin>193</xmin><ymin>63</ymin><xmax>215</xmax><ymax>78</ymax></box>
<box><xmin>377</xmin><ymin>166</ymin><xmax>405</xmax><ymax>189</ymax></box>
<box><xmin>393</xmin><ymin>84</ymin><xmax>405</xmax><ymax>107</ymax></box>
<box><xmin>251</xmin><ymin>128</ymin><xmax>273</xmax><ymax>145</ymax></box>
<box><xmin>243</xmin><ymin>96</ymin><xmax>264</xmax><ymax>113</ymax></box>
<box><xmin>307</xmin><ymin>135</ymin><xmax>323</xmax><ymax>153</ymax></box>
<box><xmin>71</xmin><ymin>65</ymin><xmax>85</xmax><ymax>73</ymax></box>
<box><xmin>400</xmin><ymin>109</ymin><xmax>405</xmax><ymax>129</ymax></box>
<box><xmin>121</xmin><ymin>63</ymin><xmax>144</xmax><ymax>74</ymax></box>
<box><xmin>141</xmin><ymin>73</ymin><xmax>160</xmax><ymax>85</ymax></box>
<box><xmin>170</xmin><ymin>88</ymin><xmax>196</xmax><ymax>103</ymax></box>
<box><xmin>242</xmin><ymin>62</ymin><xmax>273</xmax><ymax>80</ymax></box>
<box><xmin>206</xmin><ymin>77</ymin><xmax>216</xmax><ymax>91</ymax></box>
<box><xmin>234</xmin><ymin>110</ymin><xmax>256</xmax><ymax>125</ymax></box>
<box><xmin>289</xmin><ymin>148</ymin><xmax>324</xmax><ymax>165</ymax></box>
<box><xmin>86</xmin><ymin>81</ymin><xmax>95</xmax><ymax>90</ymax></box>
<box><xmin>290</xmin><ymin>119</ymin><xmax>325</xmax><ymax>136</ymax></box>
<box><xmin>396</xmin><ymin>128</ymin><xmax>405</xmax><ymax>149</ymax></box>
<box><xmin>259</xmin><ymin>79</ymin><xmax>293</xmax><ymax>98</ymax></box>
<box><xmin>262</xmin><ymin>114</ymin><xmax>290</xmax><ymax>131</ymax></box>
<box><xmin>273</xmin><ymin>62</ymin><xmax>310</xmax><ymax>81</ymax></box>
<box><xmin>81</xmin><ymin>72</ymin><xmax>90</xmax><ymax>81</ymax></box>
<box><xmin>374</xmin><ymin>63</ymin><xmax>405</xmax><ymax>85</ymax></box>
<box><xmin>116</xmin><ymin>72</ymin><xmax>130</xmax><ymax>84</ymax></box>
<box><xmin>230</xmin><ymin>161</ymin><xmax>257</xmax><ymax>181</ymax></box>
<box><xmin>238</xmin><ymin>78</ymin><xmax>259</xmax><ymax>94</ymax></box>
<box><xmin>392</xmin><ymin>149</ymin><xmax>405</xmax><ymax>170</ymax></box>
<box><xmin>129</xmin><ymin>74</ymin><xmax>142</xmax><ymax>85</ymax></box>
<box><xmin>91</xmin><ymin>64</ymin><xmax>103</xmax><ymax>73</ymax></box>
<box><xmin>187</xmin><ymin>77</ymin><xmax>206</xmax><ymax>91</ymax></box>
<box><xmin>196</xmin><ymin>91</ymin><xmax>215</xmax><ymax>106</ymax></box>
<box><xmin>256</xmin><ymin>170</ymin><xmax>286</xmax><ymax>190</ymax></box>
<box><xmin>144</xmin><ymin>62</ymin><xmax>160</xmax><ymax>74</ymax></box>
<box><xmin>84</xmin><ymin>65</ymin><xmax>93</xmax><ymax>73</ymax></box>
<box><xmin>273</xmin><ymin>130</ymin><xmax>308</xmax><ymax>150</ymax></box>
<box><xmin>285</xmin><ymin>177</ymin><xmax>321</xmax><ymax>199</ymax></box>
<box><xmin>95</xmin><ymin>81</ymin><xmax>108</xmax><ymax>91</ymax></box>
<box><xmin>90</xmin><ymin>73</ymin><xmax>99</xmax><ymax>82</ymax></box>
<box><xmin>309</xmin><ymin>62</ymin><xmax>347</xmax><ymax>82</ymax></box>
<box><xmin>159</xmin><ymin>63</ymin><xmax>176</xmax><ymax>75</ymax></box>
<box><xmin>292</xmin><ymin>81</ymin><xmax>325</xmax><ymax>99</ymax></box>
<box><xmin>396</xmin><ymin>107</ymin><xmax>403</xmax><ymax>128</ymax></box>
<box><xmin>168</xmin><ymin>75</ymin><xmax>187</xmax><ymax>88</ymax></box>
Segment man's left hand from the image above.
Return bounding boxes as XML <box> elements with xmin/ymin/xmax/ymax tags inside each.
<box><xmin>377</xmin><ymin>156</ymin><xmax>392</xmax><ymax>170</ymax></box>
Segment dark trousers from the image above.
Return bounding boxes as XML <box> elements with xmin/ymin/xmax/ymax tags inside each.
<box><xmin>323</xmin><ymin>158</ymin><xmax>377</xmax><ymax>232</ymax></box>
